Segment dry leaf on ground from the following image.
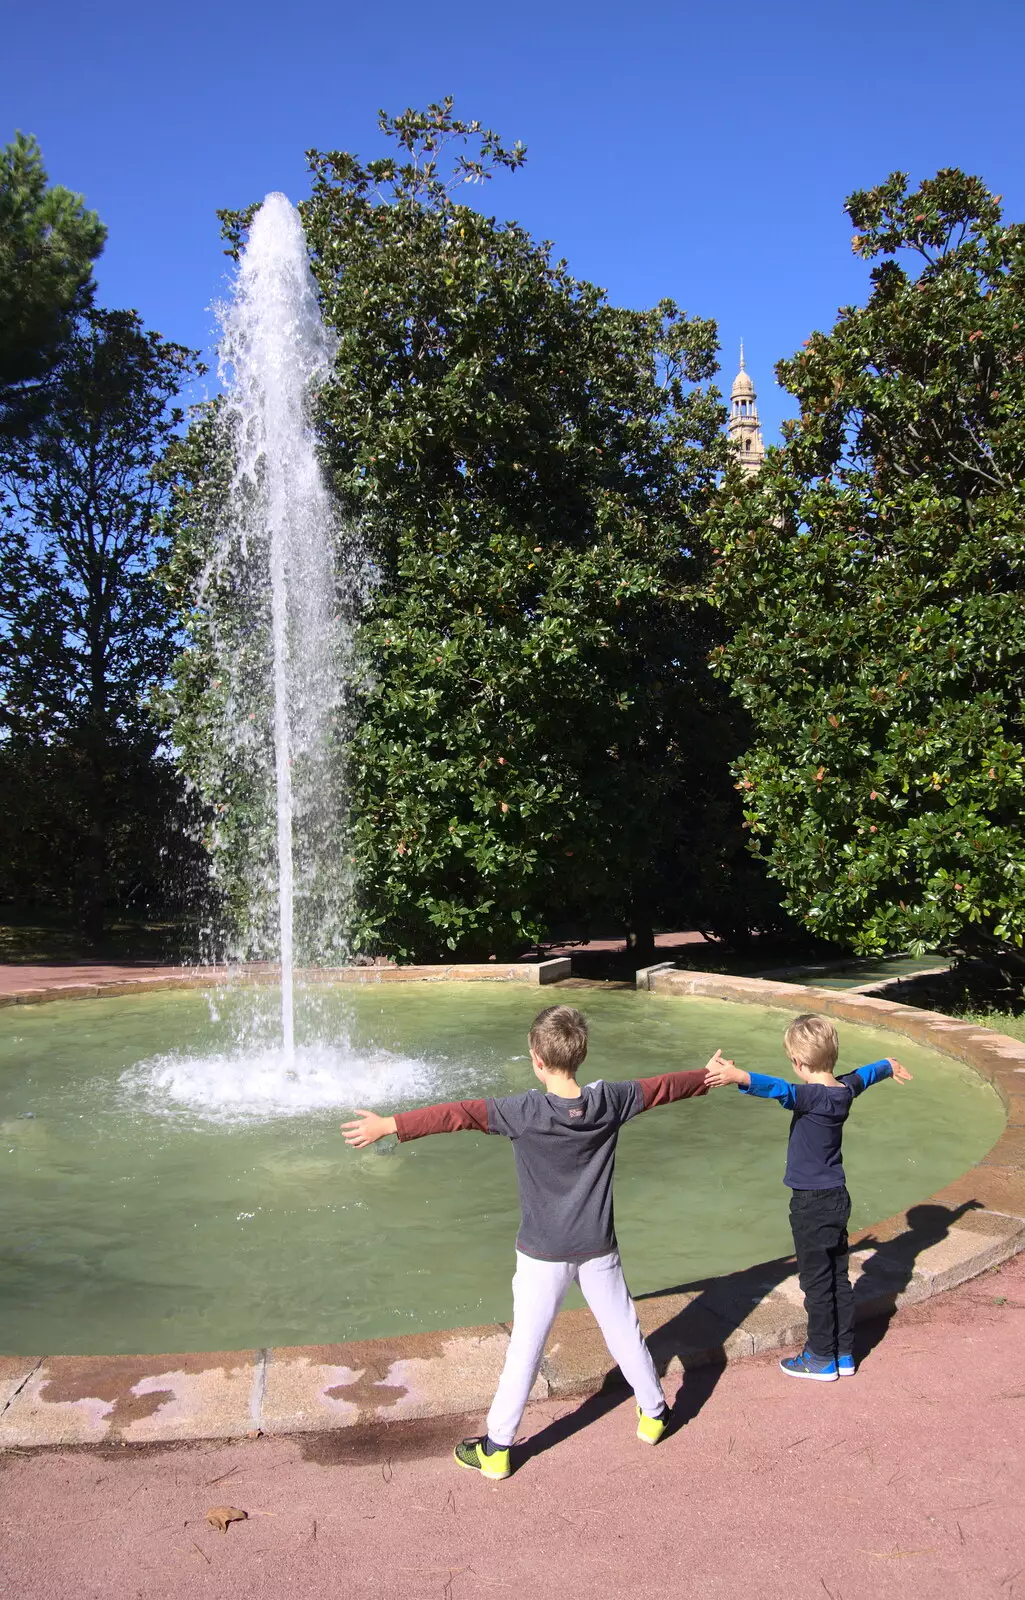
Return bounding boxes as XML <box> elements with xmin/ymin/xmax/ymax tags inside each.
<box><xmin>206</xmin><ymin>1505</ymin><xmax>248</xmax><ymax>1533</ymax></box>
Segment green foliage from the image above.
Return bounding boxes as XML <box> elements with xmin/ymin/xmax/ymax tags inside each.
<box><xmin>0</xmin><ymin>132</ymin><xmax>106</xmax><ymax>434</ymax></box>
<box><xmin>712</xmin><ymin>169</ymin><xmax>1025</xmax><ymax>971</ymax></box>
<box><xmin>208</xmin><ymin>101</ymin><xmax>739</xmax><ymax>958</ymax></box>
<box><xmin>0</xmin><ymin>310</ymin><xmax>205</xmax><ymax>937</ymax></box>
<box><xmin>159</xmin><ymin>401</ymin><xmax>262</xmax><ymax>948</ymax></box>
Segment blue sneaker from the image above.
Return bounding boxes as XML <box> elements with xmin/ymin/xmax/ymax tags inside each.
<box><xmin>837</xmin><ymin>1352</ymin><xmax>856</xmax><ymax>1377</ymax></box>
<box><xmin>779</xmin><ymin>1348</ymin><xmax>838</xmax><ymax>1382</ymax></box>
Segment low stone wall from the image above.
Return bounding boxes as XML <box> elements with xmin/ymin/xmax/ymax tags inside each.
<box><xmin>0</xmin><ymin>967</ymin><xmax>1022</xmax><ymax>1448</ymax></box>
<box><xmin>0</xmin><ymin>957</ymin><xmax>571</xmax><ymax>1008</ymax></box>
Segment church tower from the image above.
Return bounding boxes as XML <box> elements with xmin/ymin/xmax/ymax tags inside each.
<box><xmin>727</xmin><ymin>343</ymin><xmax>765</xmax><ymax>475</ymax></box>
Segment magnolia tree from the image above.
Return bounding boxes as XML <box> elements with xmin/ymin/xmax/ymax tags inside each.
<box><xmin>169</xmin><ymin>104</ymin><xmax>771</xmax><ymax>961</ymax></box>
<box><xmin>712</xmin><ymin>170</ymin><xmax>1025</xmax><ymax>974</ymax></box>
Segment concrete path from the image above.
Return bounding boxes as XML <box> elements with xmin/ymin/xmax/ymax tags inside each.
<box><xmin>0</xmin><ymin>962</ymin><xmax>189</xmax><ymax>996</ymax></box>
<box><xmin>0</xmin><ymin>936</ymin><xmax>709</xmax><ymax>994</ymax></box>
<box><xmin>2</xmin><ymin>1253</ymin><xmax>1023</xmax><ymax>1600</ymax></box>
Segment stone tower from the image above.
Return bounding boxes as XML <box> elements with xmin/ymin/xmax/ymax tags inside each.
<box><xmin>727</xmin><ymin>343</ymin><xmax>765</xmax><ymax>475</ymax></box>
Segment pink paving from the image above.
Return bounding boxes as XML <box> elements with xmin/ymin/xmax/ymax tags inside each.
<box><xmin>541</xmin><ymin>930</ymin><xmax>708</xmax><ymax>956</ymax></box>
<box><xmin>0</xmin><ymin>962</ymin><xmax>190</xmax><ymax>996</ymax></box>
<box><xmin>2</xmin><ymin>1254</ymin><xmax>1023</xmax><ymax>1600</ymax></box>
<box><xmin>0</xmin><ymin>934</ymin><xmax>708</xmax><ymax>995</ymax></box>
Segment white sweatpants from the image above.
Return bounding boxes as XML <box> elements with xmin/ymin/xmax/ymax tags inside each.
<box><xmin>485</xmin><ymin>1249</ymin><xmax>665</xmax><ymax>1448</ymax></box>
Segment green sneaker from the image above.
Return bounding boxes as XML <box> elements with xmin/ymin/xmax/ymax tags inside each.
<box><xmin>453</xmin><ymin>1436</ymin><xmax>511</xmax><ymax>1480</ymax></box>
<box><xmin>636</xmin><ymin>1405</ymin><xmax>668</xmax><ymax>1446</ymax></box>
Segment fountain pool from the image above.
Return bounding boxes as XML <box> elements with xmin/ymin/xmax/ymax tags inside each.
<box><xmin>0</xmin><ymin>984</ymin><xmax>1004</xmax><ymax>1356</ymax></box>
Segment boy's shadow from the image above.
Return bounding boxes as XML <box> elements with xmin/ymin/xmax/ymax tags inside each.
<box><xmin>520</xmin><ymin>1198</ymin><xmax>981</xmax><ymax>1462</ymax></box>
<box><xmin>845</xmin><ymin>1198</ymin><xmax>982</xmax><ymax>1362</ymax></box>
<box><xmin>656</xmin><ymin>1198</ymin><xmax>983</xmax><ymax>1426</ymax></box>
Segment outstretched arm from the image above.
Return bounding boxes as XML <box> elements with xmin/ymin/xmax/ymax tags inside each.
<box><xmin>705</xmin><ymin>1056</ymin><xmax>800</xmax><ymax>1108</ymax></box>
<box><xmin>341</xmin><ymin>1098</ymin><xmax>490</xmax><ymax>1148</ymax></box>
<box><xmin>704</xmin><ymin>1053</ymin><xmax>751</xmax><ymax>1091</ymax></box>
<box><xmin>634</xmin><ymin>1053</ymin><xmax>727</xmax><ymax>1111</ymax></box>
<box><xmin>842</xmin><ymin>1058</ymin><xmax>912</xmax><ymax>1096</ymax></box>
<box><xmin>342</xmin><ymin>1111</ymin><xmax>397</xmax><ymax>1147</ymax></box>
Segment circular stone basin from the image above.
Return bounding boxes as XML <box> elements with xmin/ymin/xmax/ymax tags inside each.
<box><xmin>0</xmin><ymin>982</ymin><xmax>1005</xmax><ymax>1356</ymax></box>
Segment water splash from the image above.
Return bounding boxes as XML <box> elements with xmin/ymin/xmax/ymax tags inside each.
<box><xmin>122</xmin><ymin>1040</ymin><xmax>444</xmax><ymax>1126</ymax></box>
<box><xmin>199</xmin><ymin>192</ymin><xmax>358</xmax><ymax>1060</ymax></box>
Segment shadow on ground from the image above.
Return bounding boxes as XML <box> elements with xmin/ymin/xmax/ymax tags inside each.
<box><xmin>520</xmin><ymin>1198</ymin><xmax>982</xmax><ymax>1462</ymax></box>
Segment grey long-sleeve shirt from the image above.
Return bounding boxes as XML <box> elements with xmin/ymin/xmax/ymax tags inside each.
<box><xmin>394</xmin><ymin>1069</ymin><xmax>709</xmax><ymax>1262</ymax></box>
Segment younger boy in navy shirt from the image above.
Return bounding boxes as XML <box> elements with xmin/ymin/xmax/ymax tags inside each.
<box><xmin>705</xmin><ymin>1012</ymin><xmax>912</xmax><ymax>1380</ymax></box>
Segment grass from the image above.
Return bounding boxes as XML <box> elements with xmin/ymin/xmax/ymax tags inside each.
<box><xmin>946</xmin><ymin>1010</ymin><xmax>1025</xmax><ymax>1045</ymax></box>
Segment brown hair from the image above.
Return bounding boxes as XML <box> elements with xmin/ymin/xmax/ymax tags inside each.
<box><xmin>784</xmin><ymin>1013</ymin><xmax>839</xmax><ymax>1072</ymax></box>
<box><xmin>529</xmin><ymin>1005</ymin><xmax>589</xmax><ymax>1074</ymax></box>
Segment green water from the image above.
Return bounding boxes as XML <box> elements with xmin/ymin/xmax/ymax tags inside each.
<box><xmin>0</xmin><ymin>984</ymin><xmax>1004</xmax><ymax>1355</ymax></box>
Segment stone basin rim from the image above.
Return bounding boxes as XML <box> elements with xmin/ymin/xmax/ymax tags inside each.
<box><xmin>0</xmin><ymin>964</ymin><xmax>1023</xmax><ymax>1449</ymax></box>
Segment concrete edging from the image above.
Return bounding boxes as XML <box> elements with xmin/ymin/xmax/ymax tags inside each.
<box><xmin>0</xmin><ymin>957</ymin><xmax>572</xmax><ymax>1008</ymax></box>
<box><xmin>1</xmin><ymin>966</ymin><xmax>1023</xmax><ymax>1448</ymax></box>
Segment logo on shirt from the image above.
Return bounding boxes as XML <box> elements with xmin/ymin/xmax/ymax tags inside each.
<box><xmin>568</xmin><ymin>1108</ymin><xmax>584</xmax><ymax>1118</ymax></box>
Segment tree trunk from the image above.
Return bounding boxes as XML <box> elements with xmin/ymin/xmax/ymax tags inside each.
<box><xmin>625</xmin><ymin>898</ymin><xmax>657</xmax><ymax>968</ymax></box>
<box><xmin>77</xmin><ymin>731</ymin><xmax>108</xmax><ymax>948</ymax></box>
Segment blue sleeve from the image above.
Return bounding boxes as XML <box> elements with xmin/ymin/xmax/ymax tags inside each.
<box><xmin>840</xmin><ymin>1059</ymin><xmax>893</xmax><ymax>1098</ymax></box>
<box><xmin>739</xmin><ymin>1073</ymin><xmax>799</xmax><ymax>1110</ymax></box>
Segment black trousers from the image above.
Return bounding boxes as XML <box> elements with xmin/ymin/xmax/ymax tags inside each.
<box><xmin>789</xmin><ymin>1185</ymin><xmax>854</xmax><ymax>1359</ymax></box>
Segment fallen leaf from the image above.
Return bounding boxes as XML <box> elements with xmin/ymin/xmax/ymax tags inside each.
<box><xmin>206</xmin><ymin>1505</ymin><xmax>248</xmax><ymax>1533</ymax></box>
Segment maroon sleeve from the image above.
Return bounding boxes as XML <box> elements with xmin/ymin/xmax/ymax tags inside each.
<box><xmin>393</xmin><ymin>1099</ymin><xmax>490</xmax><ymax>1142</ymax></box>
<box><xmin>636</xmin><ymin>1071</ymin><xmax>710</xmax><ymax>1111</ymax></box>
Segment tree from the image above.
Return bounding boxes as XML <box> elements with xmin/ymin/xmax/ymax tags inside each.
<box><xmin>173</xmin><ymin>101</ymin><xmax>744</xmax><ymax>961</ymax></box>
<box><xmin>0</xmin><ymin>132</ymin><xmax>106</xmax><ymax>436</ymax></box>
<box><xmin>711</xmin><ymin>169</ymin><xmax>1025</xmax><ymax>973</ymax></box>
<box><xmin>0</xmin><ymin>309</ymin><xmax>204</xmax><ymax>940</ymax></box>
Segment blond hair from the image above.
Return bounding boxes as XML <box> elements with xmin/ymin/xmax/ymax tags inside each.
<box><xmin>528</xmin><ymin>1005</ymin><xmax>589</xmax><ymax>1074</ymax></box>
<box><xmin>784</xmin><ymin>1013</ymin><xmax>839</xmax><ymax>1072</ymax></box>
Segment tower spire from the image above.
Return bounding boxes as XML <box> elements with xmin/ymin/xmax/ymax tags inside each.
<box><xmin>727</xmin><ymin>344</ymin><xmax>764</xmax><ymax>476</ymax></box>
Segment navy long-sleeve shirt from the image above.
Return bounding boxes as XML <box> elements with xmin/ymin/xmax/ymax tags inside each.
<box><xmin>740</xmin><ymin>1060</ymin><xmax>893</xmax><ymax>1189</ymax></box>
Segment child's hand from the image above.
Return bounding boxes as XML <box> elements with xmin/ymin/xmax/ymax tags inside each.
<box><xmin>340</xmin><ymin>1110</ymin><xmax>398</xmax><ymax>1147</ymax></box>
<box><xmin>703</xmin><ymin>1050</ymin><xmax>746</xmax><ymax>1088</ymax></box>
<box><xmin>888</xmin><ymin>1059</ymin><xmax>913</xmax><ymax>1084</ymax></box>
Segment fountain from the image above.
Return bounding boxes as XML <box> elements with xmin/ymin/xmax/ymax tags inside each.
<box><xmin>204</xmin><ymin>191</ymin><xmax>353</xmax><ymax>1061</ymax></box>
<box><xmin>0</xmin><ymin>199</ymin><xmax>1009</xmax><ymax>1361</ymax></box>
<box><xmin>0</xmin><ymin>983</ymin><xmax>1006</xmax><ymax>1354</ymax></box>
<box><xmin>130</xmin><ymin>193</ymin><xmax>435</xmax><ymax>1119</ymax></box>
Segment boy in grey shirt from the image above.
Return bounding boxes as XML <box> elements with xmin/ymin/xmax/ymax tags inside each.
<box><xmin>342</xmin><ymin>1003</ymin><xmax>727</xmax><ymax>1479</ymax></box>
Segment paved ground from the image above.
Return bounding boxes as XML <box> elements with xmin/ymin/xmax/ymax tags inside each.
<box><xmin>542</xmin><ymin>931</ymin><xmax>707</xmax><ymax>956</ymax></box>
<box><xmin>0</xmin><ymin>936</ymin><xmax>709</xmax><ymax>994</ymax></box>
<box><xmin>2</xmin><ymin>1254</ymin><xmax>1023</xmax><ymax>1600</ymax></box>
<box><xmin>0</xmin><ymin>962</ymin><xmax>190</xmax><ymax>996</ymax></box>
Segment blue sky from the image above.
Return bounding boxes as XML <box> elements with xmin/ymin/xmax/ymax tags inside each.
<box><xmin>5</xmin><ymin>0</ymin><xmax>1024</xmax><ymax>442</ymax></box>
